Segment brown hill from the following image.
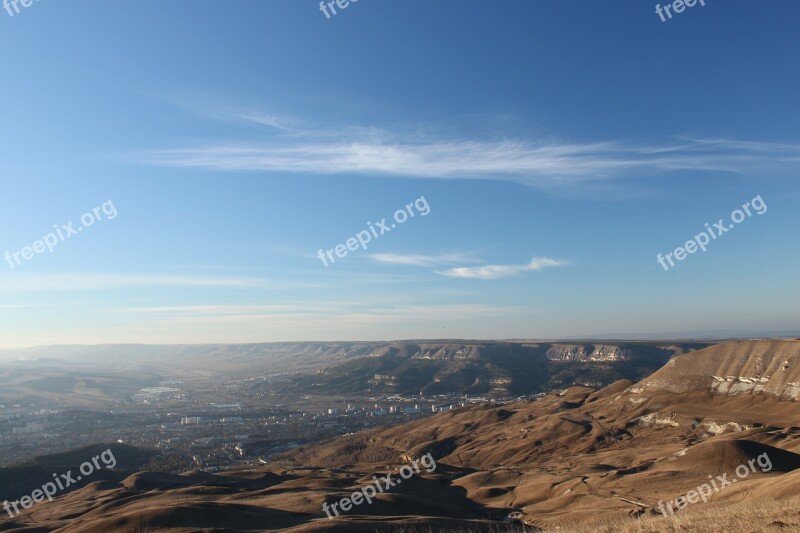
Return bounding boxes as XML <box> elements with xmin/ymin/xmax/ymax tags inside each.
<box><xmin>639</xmin><ymin>339</ymin><xmax>800</xmax><ymax>398</ymax></box>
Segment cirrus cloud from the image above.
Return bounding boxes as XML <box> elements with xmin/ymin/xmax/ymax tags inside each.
<box><xmin>142</xmin><ymin>126</ymin><xmax>800</xmax><ymax>188</ymax></box>
<box><xmin>436</xmin><ymin>257</ymin><xmax>568</xmax><ymax>279</ymax></box>
<box><xmin>370</xmin><ymin>252</ymin><xmax>475</xmax><ymax>267</ymax></box>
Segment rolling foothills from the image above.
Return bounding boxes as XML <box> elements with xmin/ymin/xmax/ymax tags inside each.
<box><xmin>1</xmin><ymin>339</ymin><xmax>799</xmax><ymax>531</ymax></box>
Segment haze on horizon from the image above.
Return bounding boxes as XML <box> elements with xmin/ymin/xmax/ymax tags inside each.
<box><xmin>1</xmin><ymin>1</ymin><xmax>799</xmax><ymax>349</ymax></box>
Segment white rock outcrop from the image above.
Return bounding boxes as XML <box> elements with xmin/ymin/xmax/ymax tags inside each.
<box><xmin>710</xmin><ymin>376</ymin><xmax>769</xmax><ymax>395</ymax></box>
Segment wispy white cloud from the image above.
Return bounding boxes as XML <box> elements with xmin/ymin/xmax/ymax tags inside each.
<box><xmin>6</xmin><ymin>301</ymin><xmax>519</xmax><ymax>347</ymax></box>
<box><xmin>234</xmin><ymin>110</ymin><xmax>390</xmax><ymax>141</ymax></box>
<box><xmin>370</xmin><ymin>252</ymin><xmax>475</xmax><ymax>267</ymax></box>
<box><xmin>115</xmin><ymin>302</ymin><xmax>515</xmax><ymax>327</ymax></box>
<box><xmin>234</xmin><ymin>112</ymin><xmax>292</xmax><ymax>131</ymax></box>
<box><xmin>436</xmin><ymin>257</ymin><xmax>568</xmax><ymax>279</ymax></box>
<box><xmin>0</xmin><ymin>274</ymin><xmax>270</xmax><ymax>292</ymax></box>
<box><xmin>142</xmin><ymin>127</ymin><xmax>800</xmax><ymax>186</ymax></box>
<box><xmin>118</xmin><ymin>304</ymin><xmax>334</xmax><ymax>315</ymax></box>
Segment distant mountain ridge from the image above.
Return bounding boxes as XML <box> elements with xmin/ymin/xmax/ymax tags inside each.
<box><xmin>0</xmin><ymin>341</ymin><xmax>710</xmax><ymax>396</ymax></box>
<box><xmin>281</xmin><ymin>341</ymin><xmax>710</xmax><ymax>396</ymax></box>
<box><xmin>0</xmin><ymin>342</ymin><xmax>392</xmax><ymax>374</ymax></box>
<box><xmin>0</xmin><ymin>340</ymin><xmax>706</xmax><ymax>368</ymax></box>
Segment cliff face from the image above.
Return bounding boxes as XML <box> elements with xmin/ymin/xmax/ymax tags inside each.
<box><xmin>400</xmin><ymin>342</ymin><xmax>698</xmax><ymax>363</ymax></box>
<box><xmin>408</xmin><ymin>343</ymin><xmax>483</xmax><ymax>360</ymax></box>
<box><xmin>545</xmin><ymin>344</ymin><xmax>629</xmax><ymax>362</ymax></box>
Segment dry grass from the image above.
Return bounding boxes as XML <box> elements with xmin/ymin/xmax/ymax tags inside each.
<box><xmin>383</xmin><ymin>497</ymin><xmax>800</xmax><ymax>533</ymax></box>
<box><xmin>550</xmin><ymin>497</ymin><xmax>800</xmax><ymax>532</ymax></box>
<box><xmin>388</xmin><ymin>527</ymin><xmax>532</xmax><ymax>533</ymax></box>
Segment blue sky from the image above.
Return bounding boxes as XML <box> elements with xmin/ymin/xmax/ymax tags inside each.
<box><xmin>1</xmin><ymin>0</ymin><xmax>798</xmax><ymax>348</ymax></box>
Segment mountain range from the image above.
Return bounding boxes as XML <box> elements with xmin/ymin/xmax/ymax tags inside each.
<box><xmin>2</xmin><ymin>339</ymin><xmax>800</xmax><ymax>531</ymax></box>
